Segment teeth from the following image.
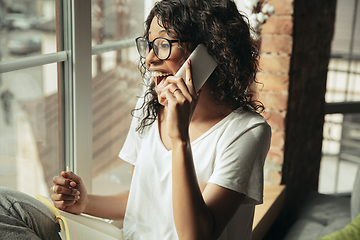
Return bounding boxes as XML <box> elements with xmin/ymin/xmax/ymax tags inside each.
<box><xmin>151</xmin><ymin>72</ymin><xmax>171</xmax><ymax>77</ymax></box>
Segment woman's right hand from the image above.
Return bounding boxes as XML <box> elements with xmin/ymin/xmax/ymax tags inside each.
<box><xmin>51</xmin><ymin>171</ymin><xmax>88</xmax><ymax>215</ymax></box>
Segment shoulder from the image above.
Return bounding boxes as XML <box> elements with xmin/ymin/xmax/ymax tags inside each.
<box><xmin>213</xmin><ymin>109</ymin><xmax>271</xmax><ymax>150</ymax></box>
<box><xmin>227</xmin><ymin>109</ymin><xmax>270</xmax><ymax>133</ymax></box>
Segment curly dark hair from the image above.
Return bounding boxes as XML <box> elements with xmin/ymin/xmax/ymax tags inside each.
<box><xmin>134</xmin><ymin>0</ymin><xmax>264</xmax><ymax>133</ymax></box>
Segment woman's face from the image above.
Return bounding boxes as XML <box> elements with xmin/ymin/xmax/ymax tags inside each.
<box><xmin>146</xmin><ymin>17</ymin><xmax>190</xmax><ymax>100</ymax></box>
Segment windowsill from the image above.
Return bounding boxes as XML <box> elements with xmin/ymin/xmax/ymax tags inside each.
<box><xmin>251</xmin><ymin>184</ymin><xmax>286</xmax><ymax>240</ymax></box>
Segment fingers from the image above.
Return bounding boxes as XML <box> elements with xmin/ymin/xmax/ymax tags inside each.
<box><xmin>52</xmin><ymin>175</ymin><xmax>72</xmax><ymax>188</ymax></box>
<box><xmin>171</xmin><ymin>88</ymin><xmax>181</xmax><ymax>94</ymax></box>
<box><xmin>52</xmin><ymin>198</ymin><xmax>77</xmax><ymax>210</ymax></box>
<box><xmin>50</xmin><ymin>169</ymin><xmax>89</xmax><ymax>214</ymax></box>
<box><xmin>51</xmin><ymin>184</ymin><xmax>80</xmax><ymax>196</ymax></box>
<box><xmin>167</xmin><ymin>59</ymin><xmax>194</xmax><ymax>97</ymax></box>
<box><xmin>51</xmin><ymin>171</ymin><xmax>81</xmax><ymax>200</ymax></box>
<box><xmin>51</xmin><ymin>177</ymin><xmax>81</xmax><ymax>210</ymax></box>
<box><xmin>158</xmin><ymin>59</ymin><xmax>196</xmax><ymax>107</ymax></box>
<box><xmin>51</xmin><ymin>191</ymin><xmax>80</xmax><ymax>202</ymax></box>
<box><xmin>52</xmin><ymin>170</ymin><xmax>82</xmax><ymax>193</ymax></box>
<box><xmin>161</xmin><ymin>82</ymin><xmax>190</xmax><ymax>102</ymax></box>
<box><xmin>60</xmin><ymin>170</ymin><xmax>82</xmax><ymax>185</ymax></box>
<box><xmin>160</xmin><ymin>85</ymin><xmax>187</xmax><ymax>105</ymax></box>
<box><xmin>50</xmin><ymin>186</ymin><xmax>80</xmax><ymax>210</ymax></box>
<box><xmin>164</xmin><ymin>88</ymin><xmax>178</xmax><ymax>103</ymax></box>
<box><xmin>185</xmin><ymin>59</ymin><xmax>196</xmax><ymax>95</ymax></box>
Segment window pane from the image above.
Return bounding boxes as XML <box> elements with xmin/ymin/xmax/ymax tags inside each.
<box><xmin>91</xmin><ymin>55</ymin><xmax>143</xmax><ymax>195</ymax></box>
<box><xmin>326</xmin><ymin>58</ymin><xmax>360</xmax><ymax>102</ymax></box>
<box><xmin>0</xmin><ymin>0</ymin><xmax>57</xmax><ymax>61</ymax></box>
<box><xmin>327</xmin><ymin>0</ymin><xmax>360</xmax><ymax>103</ymax></box>
<box><xmin>91</xmin><ymin>0</ymin><xmax>145</xmax><ymax>46</ymax></box>
<box><xmin>0</xmin><ymin>63</ymin><xmax>60</xmax><ymax>197</ymax></box>
<box><xmin>331</xmin><ymin>0</ymin><xmax>360</xmax><ymax>55</ymax></box>
<box><xmin>91</xmin><ymin>0</ymin><xmax>146</xmax><ymax>195</ymax></box>
<box><xmin>320</xmin><ymin>0</ymin><xmax>360</xmax><ymax>194</ymax></box>
<box><xmin>319</xmin><ymin>113</ymin><xmax>360</xmax><ymax>194</ymax></box>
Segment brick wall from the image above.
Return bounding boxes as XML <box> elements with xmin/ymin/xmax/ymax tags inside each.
<box><xmin>259</xmin><ymin>0</ymin><xmax>337</xmax><ymax>237</ymax></box>
<box><xmin>257</xmin><ymin>0</ymin><xmax>294</xmax><ymax>185</ymax></box>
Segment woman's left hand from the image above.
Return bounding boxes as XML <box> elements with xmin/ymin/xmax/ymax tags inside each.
<box><xmin>159</xmin><ymin>59</ymin><xmax>199</xmax><ymax>141</ymax></box>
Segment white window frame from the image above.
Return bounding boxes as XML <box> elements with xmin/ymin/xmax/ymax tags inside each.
<box><xmin>64</xmin><ymin>0</ymin><xmax>93</xmax><ymax>191</ymax></box>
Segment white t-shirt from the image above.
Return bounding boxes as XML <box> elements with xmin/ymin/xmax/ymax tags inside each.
<box><xmin>119</xmin><ymin>99</ymin><xmax>271</xmax><ymax>240</ymax></box>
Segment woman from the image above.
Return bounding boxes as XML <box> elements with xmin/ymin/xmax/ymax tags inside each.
<box><xmin>0</xmin><ymin>0</ymin><xmax>270</xmax><ymax>239</ymax></box>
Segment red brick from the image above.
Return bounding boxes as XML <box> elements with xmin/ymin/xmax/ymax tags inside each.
<box><xmin>261</xmin><ymin>16</ymin><xmax>293</xmax><ymax>34</ymax></box>
<box><xmin>267</xmin><ymin>148</ymin><xmax>284</xmax><ymax>164</ymax></box>
<box><xmin>263</xmin><ymin>110</ymin><xmax>286</xmax><ymax>131</ymax></box>
<box><xmin>256</xmin><ymin>73</ymin><xmax>289</xmax><ymax>91</ymax></box>
<box><xmin>261</xmin><ymin>34</ymin><xmax>293</xmax><ymax>54</ymax></box>
<box><xmin>259</xmin><ymin>54</ymin><xmax>291</xmax><ymax>73</ymax></box>
<box><xmin>268</xmin><ymin>0</ymin><xmax>294</xmax><ymax>15</ymax></box>
<box><xmin>270</xmin><ymin>130</ymin><xmax>285</xmax><ymax>150</ymax></box>
<box><xmin>260</xmin><ymin>91</ymin><xmax>288</xmax><ymax>111</ymax></box>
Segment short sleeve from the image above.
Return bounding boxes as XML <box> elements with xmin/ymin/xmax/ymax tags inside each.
<box><xmin>208</xmin><ymin>122</ymin><xmax>271</xmax><ymax>205</ymax></box>
<box><xmin>118</xmin><ymin>97</ymin><xmax>145</xmax><ymax>165</ymax></box>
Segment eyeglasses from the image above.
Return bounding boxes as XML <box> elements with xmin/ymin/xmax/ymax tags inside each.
<box><xmin>135</xmin><ymin>37</ymin><xmax>186</xmax><ymax>60</ymax></box>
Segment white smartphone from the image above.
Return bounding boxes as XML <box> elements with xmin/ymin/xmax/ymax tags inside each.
<box><xmin>175</xmin><ymin>44</ymin><xmax>218</xmax><ymax>93</ymax></box>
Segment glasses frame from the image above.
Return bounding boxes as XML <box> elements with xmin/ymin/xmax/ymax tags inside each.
<box><xmin>135</xmin><ymin>37</ymin><xmax>187</xmax><ymax>60</ymax></box>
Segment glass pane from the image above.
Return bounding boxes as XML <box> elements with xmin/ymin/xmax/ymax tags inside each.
<box><xmin>319</xmin><ymin>113</ymin><xmax>360</xmax><ymax>194</ymax></box>
<box><xmin>326</xmin><ymin>58</ymin><xmax>360</xmax><ymax>102</ymax></box>
<box><xmin>326</xmin><ymin>0</ymin><xmax>360</xmax><ymax>102</ymax></box>
<box><xmin>321</xmin><ymin>0</ymin><xmax>360</xmax><ymax>194</ymax></box>
<box><xmin>331</xmin><ymin>0</ymin><xmax>360</xmax><ymax>55</ymax></box>
<box><xmin>0</xmin><ymin>0</ymin><xmax>57</xmax><ymax>61</ymax></box>
<box><xmin>91</xmin><ymin>0</ymin><xmax>146</xmax><ymax>196</ymax></box>
<box><xmin>0</xmin><ymin>63</ymin><xmax>60</xmax><ymax>197</ymax></box>
<box><xmin>91</xmin><ymin>0</ymin><xmax>145</xmax><ymax>46</ymax></box>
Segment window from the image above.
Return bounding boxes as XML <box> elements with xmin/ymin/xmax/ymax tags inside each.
<box><xmin>0</xmin><ymin>0</ymin><xmax>152</xmax><ymax>197</ymax></box>
<box><xmin>319</xmin><ymin>0</ymin><xmax>360</xmax><ymax>194</ymax></box>
<box><xmin>0</xmin><ymin>0</ymin><xmax>59</xmax><ymax>197</ymax></box>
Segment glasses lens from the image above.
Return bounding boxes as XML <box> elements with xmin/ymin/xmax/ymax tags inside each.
<box><xmin>136</xmin><ymin>38</ymin><xmax>149</xmax><ymax>58</ymax></box>
<box><xmin>154</xmin><ymin>38</ymin><xmax>171</xmax><ymax>60</ymax></box>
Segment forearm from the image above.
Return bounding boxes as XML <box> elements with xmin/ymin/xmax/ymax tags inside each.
<box><xmin>172</xmin><ymin>140</ymin><xmax>214</xmax><ymax>240</ymax></box>
<box><xmin>83</xmin><ymin>191</ymin><xmax>129</xmax><ymax>220</ymax></box>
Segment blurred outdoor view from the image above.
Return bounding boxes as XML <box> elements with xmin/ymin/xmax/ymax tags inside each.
<box><xmin>0</xmin><ymin>0</ymin><xmax>146</xmax><ymax>197</ymax></box>
<box><xmin>0</xmin><ymin>0</ymin><xmax>59</xmax><ymax>197</ymax></box>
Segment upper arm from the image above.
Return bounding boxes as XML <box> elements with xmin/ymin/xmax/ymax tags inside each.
<box><xmin>202</xmin><ymin>183</ymin><xmax>245</xmax><ymax>238</ymax></box>
<box><xmin>199</xmin><ymin>122</ymin><xmax>270</xmax><ymax>238</ymax></box>
<box><xmin>208</xmin><ymin>122</ymin><xmax>271</xmax><ymax>205</ymax></box>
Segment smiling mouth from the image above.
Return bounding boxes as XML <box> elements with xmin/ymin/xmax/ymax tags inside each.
<box><xmin>151</xmin><ymin>72</ymin><xmax>172</xmax><ymax>85</ymax></box>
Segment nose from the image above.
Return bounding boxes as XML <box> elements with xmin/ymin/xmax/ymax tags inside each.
<box><xmin>145</xmin><ymin>48</ymin><xmax>161</xmax><ymax>66</ymax></box>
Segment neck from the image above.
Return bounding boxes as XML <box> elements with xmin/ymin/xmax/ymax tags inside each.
<box><xmin>191</xmin><ymin>85</ymin><xmax>232</xmax><ymax>124</ymax></box>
